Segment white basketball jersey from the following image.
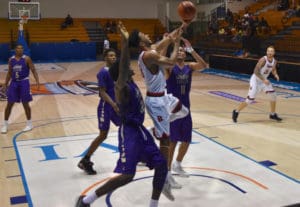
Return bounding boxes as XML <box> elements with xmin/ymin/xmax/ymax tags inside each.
<box><xmin>258</xmin><ymin>56</ymin><xmax>275</xmax><ymax>79</ymax></box>
<box><xmin>138</xmin><ymin>51</ymin><xmax>166</xmax><ymax>93</ymax></box>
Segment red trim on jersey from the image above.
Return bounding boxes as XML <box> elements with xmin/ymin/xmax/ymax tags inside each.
<box><xmin>146</xmin><ymin>91</ymin><xmax>164</xmax><ymax>97</ymax></box>
<box><xmin>152</xmin><ymin>128</ymin><xmax>169</xmax><ymax>139</ymax></box>
<box><xmin>266</xmin><ymin>90</ymin><xmax>275</xmax><ymax>93</ymax></box>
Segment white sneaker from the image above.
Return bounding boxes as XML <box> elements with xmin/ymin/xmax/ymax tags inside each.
<box><xmin>23</xmin><ymin>124</ymin><xmax>33</xmax><ymax>132</ymax></box>
<box><xmin>1</xmin><ymin>125</ymin><xmax>8</xmax><ymax>134</ymax></box>
<box><xmin>172</xmin><ymin>163</ymin><xmax>189</xmax><ymax>177</ymax></box>
<box><xmin>168</xmin><ymin>174</ymin><xmax>182</xmax><ymax>189</ymax></box>
<box><xmin>162</xmin><ymin>181</ymin><xmax>175</xmax><ymax>201</ymax></box>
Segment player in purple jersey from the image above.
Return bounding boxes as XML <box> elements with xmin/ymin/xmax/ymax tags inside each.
<box><xmin>77</xmin><ymin>48</ymin><xmax>120</xmax><ymax>175</ymax></box>
<box><xmin>76</xmin><ymin>22</ymin><xmax>168</xmax><ymax>207</ymax></box>
<box><xmin>166</xmin><ymin>38</ymin><xmax>207</xmax><ymax>178</ymax></box>
<box><xmin>1</xmin><ymin>44</ymin><xmax>39</xmax><ymax>134</ymax></box>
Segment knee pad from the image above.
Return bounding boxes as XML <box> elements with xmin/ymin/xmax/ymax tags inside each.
<box><xmin>267</xmin><ymin>91</ymin><xmax>276</xmax><ymax>101</ymax></box>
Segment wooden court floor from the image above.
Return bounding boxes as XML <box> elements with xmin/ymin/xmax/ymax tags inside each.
<box><xmin>0</xmin><ymin>61</ymin><xmax>299</xmax><ymax>207</ymax></box>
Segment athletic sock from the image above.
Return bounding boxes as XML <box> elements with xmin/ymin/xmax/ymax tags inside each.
<box><xmin>83</xmin><ymin>191</ymin><xmax>98</xmax><ymax>204</ymax></box>
<box><xmin>149</xmin><ymin>199</ymin><xmax>158</xmax><ymax>207</ymax></box>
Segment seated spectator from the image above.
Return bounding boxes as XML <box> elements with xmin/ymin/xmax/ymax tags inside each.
<box><xmin>278</xmin><ymin>0</ymin><xmax>290</xmax><ymax>10</ymax></box>
<box><xmin>258</xmin><ymin>17</ymin><xmax>270</xmax><ymax>34</ymax></box>
<box><xmin>61</xmin><ymin>14</ymin><xmax>73</xmax><ymax>29</ymax></box>
<box><xmin>296</xmin><ymin>4</ymin><xmax>300</xmax><ymax>17</ymax></box>
<box><xmin>111</xmin><ymin>20</ymin><xmax>117</xmax><ymax>33</ymax></box>
<box><xmin>234</xmin><ymin>49</ymin><xmax>249</xmax><ymax>58</ymax></box>
<box><xmin>105</xmin><ymin>20</ymin><xmax>112</xmax><ymax>33</ymax></box>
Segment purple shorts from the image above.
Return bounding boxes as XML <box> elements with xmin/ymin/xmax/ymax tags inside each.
<box><xmin>97</xmin><ymin>100</ymin><xmax>120</xmax><ymax>131</ymax></box>
<box><xmin>114</xmin><ymin>124</ymin><xmax>166</xmax><ymax>174</ymax></box>
<box><xmin>7</xmin><ymin>79</ymin><xmax>32</xmax><ymax>103</ymax></box>
<box><xmin>169</xmin><ymin>113</ymin><xmax>192</xmax><ymax>143</ymax></box>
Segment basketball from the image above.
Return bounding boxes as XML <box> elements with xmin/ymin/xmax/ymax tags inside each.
<box><xmin>177</xmin><ymin>1</ymin><xmax>196</xmax><ymax>23</ymax></box>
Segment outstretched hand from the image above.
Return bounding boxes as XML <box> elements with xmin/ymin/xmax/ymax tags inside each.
<box><xmin>181</xmin><ymin>37</ymin><xmax>191</xmax><ymax>48</ymax></box>
<box><xmin>118</xmin><ymin>21</ymin><xmax>129</xmax><ymax>40</ymax></box>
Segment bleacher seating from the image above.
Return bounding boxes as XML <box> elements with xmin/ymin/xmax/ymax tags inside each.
<box><xmin>100</xmin><ymin>18</ymin><xmax>166</xmax><ymax>49</ymax></box>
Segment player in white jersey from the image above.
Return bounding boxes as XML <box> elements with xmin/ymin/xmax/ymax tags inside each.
<box><xmin>232</xmin><ymin>46</ymin><xmax>282</xmax><ymax>122</ymax></box>
<box><xmin>128</xmin><ymin>24</ymin><xmax>189</xmax><ymax>199</ymax></box>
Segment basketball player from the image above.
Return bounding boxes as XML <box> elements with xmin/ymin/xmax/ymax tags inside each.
<box><xmin>232</xmin><ymin>46</ymin><xmax>282</xmax><ymax>122</ymax></box>
<box><xmin>77</xmin><ymin>49</ymin><xmax>120</xmax><ymax>175</ymax></box>
<box><xmin>166</xmin><ymin>38</ymin><xmax>207</xmax><ymax>177</ymax></box>
<box><xmin>128</xmin><ymin>24</ymin><xmax>189</xmax><ymax>191</ymax></box>
<box><xmin>76</xmin><ymin>22</ymin><xmax>168</xmax><ymax>207</ymax></box>
<box><xmin>1</xmin><ymin>44</ymin><xmax>39</xmax><ymax>134</ymax></box>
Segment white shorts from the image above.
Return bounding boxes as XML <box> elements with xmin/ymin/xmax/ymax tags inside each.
<box><xmin>247</xmin><ymin>74</ymin><xmax>275</xmax><ymax>100</ymax></box>
<box><xmin>145</xmin><ymin>92</ymin><xmax>189</xmax><ymax>139</ymax></box>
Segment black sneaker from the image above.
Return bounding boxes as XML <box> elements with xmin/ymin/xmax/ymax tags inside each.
<box><xmin>269</xmin><ymin>113</ymin><xmax>282</xmax><ymax>121</ymax></box>
<box><xmin>232</xmin><ymin>110</ymin><xmax>239</xmax><ymax>123</ymax></box>
<box><xmin>75</xmin><ymin>195</ymin><xmax>90</xmax><ymax>207</ymax></box>
<box><xmin>77</xmin><ymin>158</ymin><xmax>97</xmax><ymax>175</ymax></box>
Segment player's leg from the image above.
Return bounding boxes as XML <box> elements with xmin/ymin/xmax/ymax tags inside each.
<box><xmin>171</xmin><ymin>115</ymin><xmax>191</xmax><ymax>177</ymax></box>
<box><xmin>146</xmin><ymin>97</ymin><xmax>179</xmax><ymax>191</ymax></box>
<box><xmin>1</xmin><ymin>102</ymin><xmax>14</xmax><ymax>133</ymax></box>
<box><xmin>139</xmin><ymin>126</ymin><xmax>171</xmax><ymax>203</ymax></box>
<box><xmin>76</xmin><ymin>125</ymin><xmax>138</xmax><ymax>206</ymax></box>
<box><xmin>76</xmin><ymin>174</ymin><xmax>134</xmax><ymax>207</ymax></box>
<box><xmin>1</xmin><ymin>81</ymin><xmax>19</xmax><ymax>133</ymax></box>
<box><xmin>264</xmin><ymin>83</ymin><xmax>282</xmax><ymax>121</ymax></box>
<box><xmin>20</xmin><ymin>79</ymin><xmax>33</xmax><ymax>132</ymax></box>
<box><xmin>78</xmin><ymin>102</ymin><xmax>110</xmax><ymax>175</ymax></box>
<box><xmin>21</xmin><ymin>102</ymin><xmax>33</xmax><ymax>132</ymax></box>
<box><xmin>233</xmin><ymin>75</ymin><xmax>259</xmax><ymax>122</ymax></box>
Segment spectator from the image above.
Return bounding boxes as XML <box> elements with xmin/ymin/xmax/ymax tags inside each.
<box><xmin>297</xmin><ymin>4</ymin><xmax>300</xmax><ymax>17</ymax></box>
<box><xmin>61</xmin><ymin>14</ymin><xmax>73</xmax><ymax>29</ymax></box>
<box><xmin>111</xmin><ymin>20</ymin><xmax>117</xmax><ymax>33</ymax></box>
<box><xmin>105</xmin><ymin>20</ymin><xmax>112</xmax><ymax>33</ymax></box>
<box><xmin>278</xmin><ymin>0</ymin><xmax>290</xmax><ymax>10</ymax></box>
<box><xmin>258</xmin><ymin>17</ymin><xmax>270</xmax><ymax>34</ymax></box>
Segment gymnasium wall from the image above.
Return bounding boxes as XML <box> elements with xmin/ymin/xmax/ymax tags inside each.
<box><xmin>0</xmin><ymin>0</ymin><xmax>167</xmax><ymax>19</ymax></box>
<box><xmin>209</xmin><ymin>55</ymin><xmax>300</xmax><ymax>83</ymax></box>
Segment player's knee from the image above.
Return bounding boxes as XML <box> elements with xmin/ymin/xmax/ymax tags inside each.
<box><xmin>245</xmin><ymin>96</ymin><xmax>255</xmax><ymax>104</ymax></box>
<box><xmin>120</xmin><ymin>174</ymin><xmax>134</xmax><ymax>185</ymax></box>
<box><xmin>160</xmin><ymin>137</ymin><xmax>170</xmax><ymax>146</ymax></box>
<box><xmin>267</xmin><ymin>91</ymin><xmax>276</xmax><ymax>101</ymax></box>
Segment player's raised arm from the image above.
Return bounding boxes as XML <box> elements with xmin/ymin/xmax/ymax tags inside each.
<box><xmin>114</xmin><ymin>21</ymin><xmax>130</xmax><ymax>104</ymax></box>
<box><xmin>181</xmin><ymin>38</ymin><xmax>208</xmax><ymax>71</ymax></box>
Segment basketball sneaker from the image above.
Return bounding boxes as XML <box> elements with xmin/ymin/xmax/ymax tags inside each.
<box><xmin>168</xmin><ymin>174</ymin><xmax>182</xmax><ymax>189</ymax></box>
<box><xmin>232</xmin><ymin>110</ymin><xmax>239</xmax><ymax>123</ymax></box>
<box><xmin>269</xmin><ymin>113</ymin><xmax>282</xmax><ymax>121</ymax></box>
<box><xmin>1</xmin><ymin>124</ymin><xmax>8</xmax><ymax>134</ymax></box>
<box><xmin>172</xmin><ymin>163</ymin><xmax>189</xmax><ymax>178</ymax></box>
<box><xmin>162</xmin><ymin>181</ymin><xmax>175</xmax><ymax>201</ymax></box>
<box><xmin>78</xmin><ymin>158</ymin><xmax>97</xmax><ymax>175</ymax></box>
<box><xmin>75</xmin><ymin>195</ymin><xmax>90</xmax><ymax>207</ymax></box>
<box><xmin>23</xmin><ymin>124</ymin><xmax>33</xmax><ymax>132</ymax></box>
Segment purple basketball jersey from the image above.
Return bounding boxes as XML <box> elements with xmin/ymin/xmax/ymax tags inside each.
<box><xmin>114</xmin><ymin>81</ymin><xmax>165</xmax><ymax>174</ymax></box>
<box><xmin>10</xmin><ymin>55</ymin><xmax>29</xmax><ymax>81</ymax></box>
<box><xmin>167</xmin><ymin>64</ymin><xmax>193</xmax><ymax>142</ymax></box>
<box><xmin>166</xmin><ymin>64</ymin><xmax>192</xmax><ymax>109</ymax></box>
<box><xmin>119</xmin><ymin>81</ymin><xmax>145</xmax><ymax>126</ymax></box>
<box><xmin>96</xmin><ymin>66</ymin><xmax>120</xmax><ymax>130</ymax></box>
